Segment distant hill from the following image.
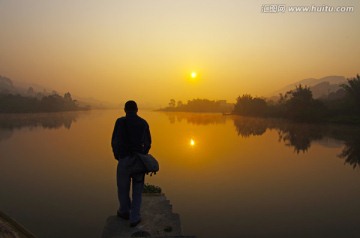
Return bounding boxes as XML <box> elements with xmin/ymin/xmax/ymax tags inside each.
<box><xmin>12</xmin><ymin>79</ymin><xmax>52</xmax><ymax>96</ymax></box>
<box><xmin>273</xmin><ymin>75</ymin><xmax>347</xmax><ymax>99</ymax></box>
<box><xmin>2</xmin><ymin>76</ymin><xmax>62</xmax><ymax>97</ymax></box>
<box><xmin>0</xmin><ymin>75</ymin><xmax>116</xmax><ymax>109</ymax></box>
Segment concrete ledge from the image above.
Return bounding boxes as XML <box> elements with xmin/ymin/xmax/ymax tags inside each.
<box><xmin>102</xmin><ymin>193</ymin><xmax>194</xmax><ymax>238</ymax></box>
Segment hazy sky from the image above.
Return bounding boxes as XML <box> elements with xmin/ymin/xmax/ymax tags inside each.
<box><xmin>1</xmin><ymin>0</ymin><xmax>359</xmax><ymax>107</ymax></box>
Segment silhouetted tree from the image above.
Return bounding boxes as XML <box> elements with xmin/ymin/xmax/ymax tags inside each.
<box><xmin>283</xmin><ymin>85</ymin><xmax>327</xmax><ymax>122</ymax></box>
<box><xmin>233</xmin><ymin>95</ymin><xmax>268</xmax><ymax>117</ymax></box>
<box><xmin>342</xmin><ymin>74</ymin><xmax>360</xmax><ymax>114</ymax></box>
<box><xmin>177</xmin><ymin>100</ymin><xmax>183</xmax><ymax>108</ymax></box>
<box><xmin>63</xmin><ymin>92</ymin><xmax>77</xmax><ymax>110</ymax></box>
<box><xmin>40</xmin><ymin>94</ymin><xmax>65</xmax><ymax>111</ymax></box>
<box><xmin>168</xmin><ymin>99</ymin><xmax>176</xmax><ymax>108</ymax></box>
<box><xmin>27</xmin><ymin>87</ymin><xmax>35</xmax><ymax>96</ymax></box>
<box><xmin>0</xmin><ymin>94</ymin><xmax>39</xmax><ymax>113</ymax></box>
<box><xmin>0</xmin><ymin>91</ymin><xmax>84</xmax><ymax>113</ymax></box>
<box><xmin>64</xmin><ymin>92</ymin><xmax>72</xmax><ymax>102</ymax></box>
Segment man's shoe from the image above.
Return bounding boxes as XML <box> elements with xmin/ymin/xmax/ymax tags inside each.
<box><xmin>117</xmin><ymin>211</ymin><xmax>129</xmax><ymax>220</ymax></box>
<box><xmin>130</xmin><ymin>219</ymin><xmax>141</xmax><ymax>227</ymax></box>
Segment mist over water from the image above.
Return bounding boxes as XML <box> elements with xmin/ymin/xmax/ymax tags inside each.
<box><xmin>0</xmin><ymin>110</ymin><xmax>359</xmax><ymax>238</ymax></box>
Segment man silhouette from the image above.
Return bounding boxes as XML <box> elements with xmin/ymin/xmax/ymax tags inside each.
<box><xmin>111</xmin><ymin>100</ymin><xmax>151</xmax><ymax>227</ymax></box>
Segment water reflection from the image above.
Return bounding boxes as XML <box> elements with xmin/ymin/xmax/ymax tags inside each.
<box><xmin>233</xmin><ymin>117</ymin><xmax>267</xmax><ymax>137</ymax></box>
<box><xmin>0</xmin><ymin>112</ymin><xmax>80</xmax><ymax>141</ymax></box>
<box><xmin>164</xmin><ymin>112</ymin><xmax>226</xmax><ymax>125</ymax></box>
<box><xmin>234</xmin><ymin>117</ymin><xmax>360</xmax><ymax>168</ymax></box>
<box><xmin>232</xmin><ymin>117</ymin><xmax>325</xmax><ymax>153</ymax></box>
<box><xmin>277</xmin><ymin>123</ymin><xmax>324</xmax><ymax>153</ymax></box>
<box><xmin>0</xmin><ymin>129</ymin><xmax>13</xmax><ymax>141</ymax></box>
<box><xmin>163</xmin><ymin>113</ymin><xmax>360</xmax><ymax>169</ymax></box>
<box><xmin>1</xmin><ymin>110</ymin><xmax>359</xmax><ymax>238</ymax></box>
<box><xmin>338</xmin><ymin>134</ymin><xmax>360</xmax><ymax>168</ymax></box>
<box><xmin>189</xmin><ymin>138</ymin><xmax>196</xmax><ymax>147</ymax></box>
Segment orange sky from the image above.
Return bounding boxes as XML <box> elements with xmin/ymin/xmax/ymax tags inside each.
<box><xmin>0</xmin><ymin>0</ymin><xmax>359</xmax><ymax>107</ymax></box>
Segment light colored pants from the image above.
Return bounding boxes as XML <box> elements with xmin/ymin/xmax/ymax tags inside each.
<box><xmin>117</xmin><ymin>156</ymin><xmax>145</xmax><ymax>222</ymax></box>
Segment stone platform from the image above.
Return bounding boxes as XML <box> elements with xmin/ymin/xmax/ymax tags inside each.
<box><xmin>102</xmin><ymin>193</ymin><xmax>194</xmax><ymax>238</ymax></box>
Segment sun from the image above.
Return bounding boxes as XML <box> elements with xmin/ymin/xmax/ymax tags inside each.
<box><xmin>191</xmin><ymin>72</ymin><xmax>197</xmax><ymax>79</ymax></box>
<box><xmin>190</xmin><ymin>138</ymin><xmax>196</xmax><ymax>147</ymax></box>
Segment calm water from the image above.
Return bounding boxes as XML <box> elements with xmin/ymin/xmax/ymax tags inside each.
<box><xmin>1</xmin><ymin>110</ymin><xmax>360</xmax><ymax>238</ymax></box>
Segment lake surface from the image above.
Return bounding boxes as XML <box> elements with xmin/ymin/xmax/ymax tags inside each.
<box><xmin>1</xmin><ymin>110</ymin><xmax>360</xmax><ymax>238</ymax></box>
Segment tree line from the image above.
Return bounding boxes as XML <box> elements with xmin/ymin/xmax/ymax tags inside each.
<box><xmin>161</xmin><ymin>98</ymin><xmax>233</xmax><ymax>113</ymax></box>
<box><xmin>0</xmin><ymin>92</ymin><xmax>89</xmax><ymax>113</ymax></box>
<box><xmin>233</xmin><ymin>75</ymin><xmax>360</xmax><ymax>123</ymax></box>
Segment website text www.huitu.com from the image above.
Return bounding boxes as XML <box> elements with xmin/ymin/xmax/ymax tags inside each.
<box><xmin>261</xmin><ymin>4</ymin><xmax>354</xmax><ymax>13</ymax></box>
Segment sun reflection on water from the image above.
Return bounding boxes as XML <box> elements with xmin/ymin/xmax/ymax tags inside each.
<box><xmin>190</xmin><ymin>138</ymin><xmax>196</xmax><ymax>147</ymax></box>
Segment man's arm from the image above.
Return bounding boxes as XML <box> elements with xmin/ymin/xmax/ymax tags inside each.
<box><xmin>144</xmin><ymin>123</ymin><xmax>152</xmax><ymax>154</ymax></box>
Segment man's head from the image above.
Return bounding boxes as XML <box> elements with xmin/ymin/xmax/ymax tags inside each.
<box><xmin>124</xmin><ymin>100</ymin><xmax>138</xmax><ymax>113</ymax></box>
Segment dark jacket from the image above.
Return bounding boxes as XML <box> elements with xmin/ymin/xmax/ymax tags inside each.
<box><xmin>111</xmin><ymin>112</ymin><xmax>151</xmax><ymax>160</ymax></box>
